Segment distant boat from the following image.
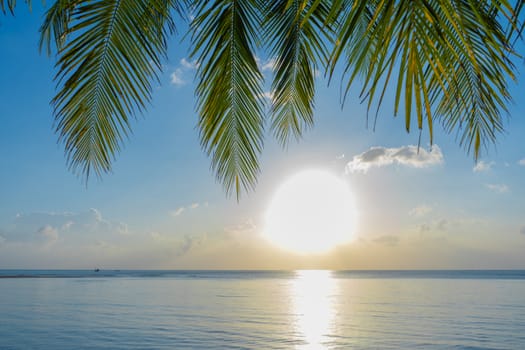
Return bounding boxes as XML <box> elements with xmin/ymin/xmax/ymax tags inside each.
<box><xmin>94</xmin><ymin>268</ymin><xmax>100</xmax><ymax>272</ymax></box>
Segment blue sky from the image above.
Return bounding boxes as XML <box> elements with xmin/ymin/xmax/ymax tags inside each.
<box><xmin>1</xmin><ymin>5</ymin><xmax>525</xmax><ymax>269</ymax></box>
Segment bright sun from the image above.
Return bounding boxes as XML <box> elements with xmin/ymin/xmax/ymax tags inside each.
<box><xmin>263</xmin><ymin>169</ymin><xmax>357</xmax><ymax>254</ymax></box>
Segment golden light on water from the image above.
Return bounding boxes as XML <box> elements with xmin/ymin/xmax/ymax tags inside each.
<box><xmin>290</xmin><ymin>270</ymin><xmax>338</xmax><ymax>349</ymax></box>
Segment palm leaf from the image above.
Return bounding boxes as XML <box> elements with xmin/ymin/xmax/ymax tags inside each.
<box><xmin>263</xmin><ymin>0</ymin><xmax>331</xmax><ymax>145</ymax></box>
<box><xmin>190</xmin><ymin>0</ymin><xmax>265</xmax><ymax>199</ymax></box>
<box><xmin>328</xmin><ymin>0</ymin><xmax>517</xmax><ymax>158</ymax></box>
<box><xmin>46</xmin><ymin>0</ymin><xmax>179</xmax><ymax>180</ymax></box>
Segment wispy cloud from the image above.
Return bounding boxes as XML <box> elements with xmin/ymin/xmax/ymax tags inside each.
<box><xmin>170</xmin><ymin>69</ymin><xmax>185</xmax><ymax>86</ymax></box>
<box><xmin>1</xmin><ymin>209</ymin><xmax>128</xmax><ymax>244</ymax></box>
<box><xmin>170</xmin><ymin>58</ymin><xmax>198</xmax><ymax>87</ymax></box>
<box><xmin>261</xmin><ymin>58</ymin><xmax>275</xmax><ymax>72</ymax></box>
<box><xmin>256</xmin><ymin>57</ymin><xmax>275</xmax><ymax>73</ymax></box>
<box><xmin>345</xmin><ymin>145</ymin><xmax>443</xmax><ymax>174</ymax></box>
<box><xmin>224</xmin><ymin>219</ymin><xmax>256</xmax><ymax>236</ymax></box>
<box><xmin>170</xmin><ymin>202</ymin><xmax>204</xmax><ymax>217</ymax></box>
<box><xmin>485</xmin><ymin>183</ymin><xmax>509</xmax><ymax>193</ymax></box>
<box><xmin>409</xmin><ymin>205</ymin><xmax>433</xmax><ymax>217</ymax></box>
<box><xmin>180</xmin><ymin>58</ymin><xmax>199</xmax><ymax>69</ymax></box>
<box><xmin>473</xmin><ymin>160</ymin><xmax>494</xmax><ymax>172</ymax></box>
<box><xmin>170</xmin><ymin>207</ymin><xmax>185</xmax><ymax>217</ymax></box>
<box><xmin>518</xmin><ymin>158</ymin><xmax>525</xmax><ymax>166</ymax></box>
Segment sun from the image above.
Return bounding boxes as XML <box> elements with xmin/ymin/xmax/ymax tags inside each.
<box><xmin>263</xmin><ymin>169</ymin><xmax>357</xmax><ymax>254</ymax></box>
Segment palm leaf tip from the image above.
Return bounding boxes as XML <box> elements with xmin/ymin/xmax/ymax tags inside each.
<box><xmin>47</xmin><ymin>0</ymin><xmax>178</xmax><ymax>181</ymax></box>
<box><xmin>264</xmin><ymin>0</ymin><xmax>331</xmax><ymax>146</ymax></box>
<box><xmin>191</xmin><ymin>0</ymin><xmax>265</xmax><ymax>198</ymax></box>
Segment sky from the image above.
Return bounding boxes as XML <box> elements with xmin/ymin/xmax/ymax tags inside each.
<box><xmin>1</xmin><ymin>5</ymin><xmax>525</xmax><ymax>270</ymax></box>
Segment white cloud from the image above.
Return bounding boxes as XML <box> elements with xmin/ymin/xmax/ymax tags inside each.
<box><xmin>473</xmin><ymin>160</ymin><xmax>494</xmax><ymax>172</ymax></box>
<box><xmin>519</xmin><ymin>159</ymin><xmax>525</xmax><ymax>166</ymax></box>
<box><xmin>170</xmin><ymin>57</ymin><xmax>199</xmax><ymax>87</ymax></box>
<box><xmin>170</xmin><ymin>68</ymin><xmax>185</xmax><ymax>86</ymax></box>
<box><xmin>170</xmin><ymin>207</ymin><xmax>185</xmax><ymax>217</ymax></box>
<box><xmin>336</xmin><ymin>154</ymin><xmax>345</xmax><ymax>160</ymax></box>
<box><xmin>261</xmin><ymin>58</ymin><xmax>275</xmax><ymax>72</ymax></box>
<box><xmin>485</xmin><ymin>183</ymin><xmax>509</xmax><ymax>193</ymax></box>
<box><xmin>345</xmin><ymin>145</ymin><xmax>444</xmax><ymax>174</ymax></box>
<box><xmin>180</xmin><ymin>58</ymin><xmax>199</xmax><ymax>69</ymax></box>
<box><xmin>409</xmin><ymin>205</ymin><xmax>433</xmax><ymax>217</ymax></box>
<box><xmin>170</xmin><ymin>202</ymin><xmax>204</xmax><ymax>217</ymax></box>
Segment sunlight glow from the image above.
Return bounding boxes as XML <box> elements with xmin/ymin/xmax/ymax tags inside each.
<box><xmin>290</xmin><ymin>270</ymin><xmax>338</xmax><ymax>349</ymax></box>
<box><xmin>264</xmin><ymin>170</ymin><xmax>357</xmax><ymax>254</ymax></box>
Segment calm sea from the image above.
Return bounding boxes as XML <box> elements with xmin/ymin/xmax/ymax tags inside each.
<box><xmin>1</xmin><ymin>270</ymin><xmax>524</xmax><ymax>349</ymax></box>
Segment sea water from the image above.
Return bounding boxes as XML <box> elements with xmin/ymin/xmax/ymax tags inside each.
<box><xmin>0</xmin><ymin>270</ymin><xmax>524</xmax><ymax>349</ymax></box>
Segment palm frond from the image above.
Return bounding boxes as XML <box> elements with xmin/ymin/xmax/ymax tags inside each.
<box><xmin>39</xmin><ymin>0</ymin><xmax>77</xmax><ymax>55</ymax></box>
<box><xmin>190</xmin><ymin>0</ymin><xmax>265</xmax><ymax>199</ymax></box>
<box><xmin>330</xmin><ymin>0</ymin><xmax>517</xmax><ymax>158</ymax></box>
<box><xmin>48</xmin><ymin>0</ymin><xmax>179</xmax><ymax>180</ymax></box>
<box><xmin>264</xmin><ymin>0</ymin><xmax>331</xmax><ymax>146</ymax></box>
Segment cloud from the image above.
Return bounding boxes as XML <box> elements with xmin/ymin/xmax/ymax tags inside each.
<box><xmin>180</xmin><ymin>58</ymin><xmax>199</xmax><ymax>69</ymax></box>
<box><xmin>170</xmin><ymin>202</ymin><xmax>204</xmax><ymax>217</ymax></box>
<box><xmin>373</xmin><ymin>235</ymin><xmax>399</xmax><ymax>246</ymax></box>
<box><xmin>485</xmin><ymin>183</ymin><xmax>509</xmax><ymax>193</ymax></box>
<box><xmin>409</xmin><ymin>205</ymin><xmax>433</xmax><ymax>217</ymax></box>
<box><xmin>520</xmin><ymin>227</ymin><xmax>525</xmax><ymax>235</ymax></box>
<box><xmin>256</xmin><ymin>57</ymin><xmax>275</xmax><ymax>73</ymax></box>
<box><xmin>170</xmin><ymin>207</ymin><xmax>185</xmax><ymax>217</ymax></box>
<box><xmin>170</xmin><ymin>68</ymin><xmax>185</xmax><ymax>86</ymax></box>
<box><xmin>37</xmin><ymin>225</ymin><xmax>59</xmax><ymax>241</ymax></box>
<box><xmin>261</xmin><ymin>58</ymin><xmax>275</xmax><ymax>72</ymax></box>
<box><xmin>224</xmin><ymin>219</ymin><xmax>256</xmax><ymax>236</ymax></box>
<box><xmin>473</xmin><ymin>160</ymin><xmax>494</xmax><ymax>172</ymax></box>
<box><xmin>175</xmin><ymin>234</ymin><xmax>207</xmax><ymax>257</ymax></box>
<box><xmin>2</xmin><ymin>209</ymin><xmax>128</xmax><ymax>244</ymax></box>
<box><xmin>345</xmin><ymin>145</ymin><xmax>443</xmax><ymax>174</ymax></box>
<box><xmin>518</xmin><ymin>159</ymin><xmax>525</xmax><ymax>166</ymax></box>
<box><xmin>169</xmin><ymin>58</ymin><xmax>198</xmax><ymax>87</ymax></box>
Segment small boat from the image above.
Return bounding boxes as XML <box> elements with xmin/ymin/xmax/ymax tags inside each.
<box><xmin>94</xmin><ymin>268</ymin><xmax>100</xmax><ymax>272</ymax></box>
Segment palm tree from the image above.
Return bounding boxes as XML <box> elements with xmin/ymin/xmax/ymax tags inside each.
<box><xmin>3</xmin><ymin>0</ymin><xmax>523</xmax><ymax>198</ymax></box>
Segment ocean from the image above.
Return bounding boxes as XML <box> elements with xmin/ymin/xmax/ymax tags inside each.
<box><xmin>1</xmin><ymin>270</ymin><xmax>524</xmax><ymax>349</ymax></box>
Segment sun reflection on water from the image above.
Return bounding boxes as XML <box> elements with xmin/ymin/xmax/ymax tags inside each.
<box><xmin>290</xmin><ymin>270</ymin><xmax>338</xmax><ymax>349</ymax></box>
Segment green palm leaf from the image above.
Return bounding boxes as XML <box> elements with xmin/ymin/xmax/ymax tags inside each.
<box><xmin>328</xmin><ymin>0</ymin><xmax>517</xmax><ymax>157</ymax></box>
<box><xmin>45</xmin><ymin>0</ymin><xmax>179</xmax><ymax>180</ymax></box>
<box><xmin>190</xmin><ymin>0</ymin><xmax>265</xmax><ymax>199</ymax></box>
<box><xmin>263</xmin><ymin>0</ymin><xmax>331</xmax><ymax>145</ymax></box>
